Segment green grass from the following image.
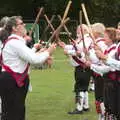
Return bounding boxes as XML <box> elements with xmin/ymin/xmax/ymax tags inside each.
<box><xmin>26</xmin><ymin>47</ymin><xmax>97</xmax><ymax>120</ymax></box>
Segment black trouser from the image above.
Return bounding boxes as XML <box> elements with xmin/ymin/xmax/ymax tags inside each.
<box><xmin>92</xmin><ymin>74</ymin><xmax>104</xmax><ymax>102</ymax></box>
<box><xmin>103</xmin><ymin>76</ymin><xmax>118</xmax><ymax>116</ymax></box>
<box><xmin>117</xmin><ymin>81</ymin><xmax>120</xmax><ymax>119</ymax></box>
<box><xmin>0</xmin><ymin>72</ymin><xmax>29</xmax><ymax>120</ymax></box>
<box><xmin>74</xmin><ymin>66</ymin><xmax>91</xmax><ymax>93</ymax></box>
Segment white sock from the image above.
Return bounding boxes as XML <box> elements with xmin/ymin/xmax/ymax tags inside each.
<box><xmin>83</xmin><ymin>91</ymin><xmax>89</xmax><ymax>109</ymax></box>
<box><xmin>100</xmin><ymin>102</ymin><xmax>105</xmax><ymax>115</ymax></box>
<box><xmin>28</xmin><ymin>82</ymin><xmax>32</xmax><ymax>92</ymax></box>
<box><xmin>76</xmin><ymin>92</ymin><xmax>84</xmax><ymax>111</ymax></box>
<box><xmin>90</xmin><ymin>83</ymin><xmax>95</xmax><ymax>91</ymax></box>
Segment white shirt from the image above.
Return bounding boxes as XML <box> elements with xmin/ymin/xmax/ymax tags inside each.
<box><xmin>89</xmin><ymin>37</ymin><xmax>114</xmax><ymax>75</ymax></box>
<box><xmin>91</xmin><ymin>44</ymin><xmax>116</xmax><ymax>75</ymax></box>
<box><xmin>106</xmin><ymin>57</ymin><xmax>120</xmax><ymax>71</ymax></box>
<box><xmin>96</xmin><ymin>37</ymin><xmax>108</xmax><ymax>52</ymax></box>
<box><xmin>2</xmin><ymin>34</ymin><xmax>49</xmax><ymax>73</ymax></box>
<box><xmin>89</xmin><ymin>37</ymin><xmax>107</xmax><ymax>64</ymax></box>
<box><xmin>106</xmin><ymin>42</ymin><xmax>120</xmax><ymax>70</ymax></box>
<box><xmin>64</xmin><ymin>45</ymin><xmax>79</xmax><ymax>66</ymax></box>
<box><xmin>64</xmin><ymin>34</ymin><xmax>93</xmax><ymax>67</ymax></box>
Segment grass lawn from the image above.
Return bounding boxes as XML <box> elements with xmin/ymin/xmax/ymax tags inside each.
<box><xmin>26</xmin><ymin>47</ymin><xmax>97</xmax><ymax>120</ymax></box>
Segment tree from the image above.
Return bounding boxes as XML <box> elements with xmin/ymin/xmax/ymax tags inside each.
<box><xmin>0</xmin><ymin>0</ymin><xmax>120</xmax><ymax>26</ymax></box>
<box><xmin>89</xmin><ymin>0</ymin><xmax>120</xmax><ymax>26</ymax></box>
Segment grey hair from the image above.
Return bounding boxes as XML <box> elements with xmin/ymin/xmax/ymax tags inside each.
<box><xmin>0</xmin><ymin>16</ymin><xmax>10</xmax><ymax>28</ymax></box>
<box><xmin>92</xmin><ymin>23</ymin><xmax>105</xmax><ymax>35</ymax></box>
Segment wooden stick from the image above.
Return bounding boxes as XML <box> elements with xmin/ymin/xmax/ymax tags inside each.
<box><xmin>79</xmin><ymin>10</ymin><xmax>86</xmax><ymax>49</ymax></box>
<box><xmin>61</xmin><ymin>0</ymin><xmax>72</xmax><ymax>23</ymax></box>
<box><xmin>57</xmin><ymin>14</ymin><xmax>76</xmax><ymax>46</ymax></box>
<box><xmin>79</xmin><ymin>10</ymin><xmax>89</xmax><ymax>60</ymax></box>
<box><xmin>81</xmin><ymin>3</ymin><xmax>104</xmax><ymax>59</ymax></box>
<box><xmin>44</xmin><ymin>14</ymin><xmax>55</xmax><ymax>31</ymax></box>
<box><xmin>81</xmin><ymin>4</ymin><xmax>91</xmax><ymax>28</ymax></box>
<box><xmin>81</xmin><ymin>3</ymin><xmax>96</xmax><ymax>44</ymax></box>
<box><xmin>29</xmin><ymin>7</ymin><xmax>44</xmax><ymax>37</ymax></box>
<box><xmin>41</xmin><ymin>15</ymin><xmax>55</xmax><ymax>39</ymax></box>
<box><xmin>58</xmin><ymin>15</ymin><xmax>71</xmax><ymax>36</ymax></box>
<box><xmin>57</xmin><ymin>14</ymin><xmax>80</xmax><ymax>51</ymax></box>
<box><xmin>44</xmin><ymin>15</ymin><xmax>55</xmax><ymax>31</ymax></box>
<box><xmin>45</xmin><ymin>17</ymin><xmax>70</xmax><ymax>47</ymax></box>
<box><xmin>44</xmin><ymin>14</ymin><xmax>61</xmax><ymax>42</ymax></box>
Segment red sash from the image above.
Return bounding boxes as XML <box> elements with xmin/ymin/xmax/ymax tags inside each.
<box><xmin>72</xmin><ymin>56</ymin><xmax>84</xmax><ymax>68</ymax></box>
<box><xmin>93</xmin><ymin>72</ymin><xmax>101</xmax><ymax>77</ymax></box>
<box><xmin>104</xmin><ymin>46</ymin><xmax>116</xmax><ymax>55</ymax></box>
<box><xmin>1</xmin><ymin>37</ymin><xmax>29</xmax><ymax>87</ymax></box>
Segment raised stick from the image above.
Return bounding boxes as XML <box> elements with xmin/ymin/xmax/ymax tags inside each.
<box><xmin>61</xmin><ymin>0</ymin><xmax>72</xmax><ymax>23</ymax></box>
<box><xmin>44</xmin><ymin>14</ymin><xmax>55</xmax><ymax>31</ymax></box>
<box><xmin>29</xmin><ymin>7</ymin><xmax>44</xmax><ymax>37</ymax></box>
<box><xmin>58</xmin><ymin>15</ymin><xmax>71</xmax><ymax>36</ymax></box>
<box><xmin>81</xmin><ymin>3</ymin><xmax>96</xmax><ymax>44</ymax></box>
<box><xmin>41</xmin><ymin>15</ymin><xmax>55</xmax><ymax>39</ymax></box>
<box><xmin>44</xmin><ymin>14</ymin><xmax>61</xmax><ymax>42</ymax></box>
<box><xmin>79</xmin><ymin>10</ymin><xmax>89</xmax><ymax>60</ymax></box>
<box><xmin>79</xmin><ymin>10</ymin><xmax>86</xmax><ymax>49</ymax></box>
<box><xmin>45</xmin><ymin>17</ymin><xmax>70</xmax><ymax>47</ymax></box>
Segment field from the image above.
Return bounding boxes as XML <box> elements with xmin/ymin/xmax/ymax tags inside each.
<box><xmin>26</xmin><ymin>47</ymin><xmax>97</xmax><ymax>120</ymax></box>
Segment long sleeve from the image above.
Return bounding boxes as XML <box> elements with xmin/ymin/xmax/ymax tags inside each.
<box><xmin>2</xmin><ymin>36</ymin><xmax>50</xmax><ymax>73</ymax></box>
<box><xmin>90</xmin><ymin>63</ymin><xmax>115</xmax><ymax>76</ymax></box>
<box><xmin>64</xmin><ymin>45</ymin><xmax>76</xmax><ymax>56</ymax></box>
<box><xmin>106</xmin><ymin>57</ymin><xmax>120</xmax><ymax>71</ymax></box>
<box><xmin>6</xmin><ymin>40</ymin><xmax>49</xmax><ymax>64</ymax></box>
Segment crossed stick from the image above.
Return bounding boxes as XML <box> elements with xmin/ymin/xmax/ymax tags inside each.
<box><xmin>41</xmin><ymin>15</ymin><xmax>55</xmax><ymax>40</ymax></box>
<box><xmin>44</xmin><ymin>0</ymin><xmax>72</xmax><ymax>48</ymax></box>
<box><xmin>44</xmin><ymin>14</ymin><xmax>55</xmax><ymax>32</ymax></box>
<box><xmin>45</xmin><ymin>17</ymin><xmax>70</xmax><ymax>48</ymax></box>
<box><xmin>57</xmin><ymin>15</ymin><xmax>71</xmax><ymax>38</ymax></box>
<box><xmin>54</xmin><ymin>0</ymin><xmax>72</xmax><ymax>43</ymax></box>
<box><xmin>44</xmin><ymin>14</ymin><xmax>62</xmax><ymax>43</ymax></box>
<box><xmin>58</xmin><ymin>0</ymin><xmax>72</xmax><ymax>39</ymax></box>
<box><xmin>58</xmin><ymin>15</ymin><xmax>80</xmax><ymax>51</ymax></box>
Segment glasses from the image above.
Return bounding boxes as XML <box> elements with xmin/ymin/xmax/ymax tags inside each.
<box><xmin>16</xmin><ymin>22</ymin><xmax>24</xmax><ymax>26</ymax></box>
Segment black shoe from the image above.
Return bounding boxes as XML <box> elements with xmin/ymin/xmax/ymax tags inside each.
<box><xmin>89</xmin><ymin>88</ymin><xmax>94</xmax><ymax>92</ymax></box>
<box><xmin>83</xmin><ymin>108</ymin><xmax>90</xmax><ymax>112</ymax></box>
<box><xmin>68</xmin><ymin>109</ymin><xmax>83</xmax><ymax>115</ymax></box>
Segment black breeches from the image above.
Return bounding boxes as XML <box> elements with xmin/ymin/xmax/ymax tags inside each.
<box><xmin>93</xmin><ymin>75</ymin><xmax>104</xmax><ymax>102</ymax></box>
<box><xmin>0</xmin><ymin>72</ymin><xmax>29</xmax><ymax>120</ymax></box>
<box><xmin>103</xmin><ymin>77</ymin><xmax>118</xmax><ymax>115</ymax></box>
<box><xmin>74</xmin><ymin>66</ymin><xmax>91</xmax><ymax>93</ymax></box>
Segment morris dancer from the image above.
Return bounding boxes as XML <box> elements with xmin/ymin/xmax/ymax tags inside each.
<box><xmin>91</xmin><ymin>27</ymin><xmax>118</xmax><ymax>119</ymax></box>
<box><xmin>0</xmin><ymin>16</ymin><xmax>56</xmax><ymax>120</ymax></box>
<box><xmin>88</xmin><ymin>23</ymin><xmax>107</xmax><ymax>120</ymax></box>
<box><xmin>59</xmin><ymin>24</ymin><xmax>92</xmax><ymax>114</ymax></box>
